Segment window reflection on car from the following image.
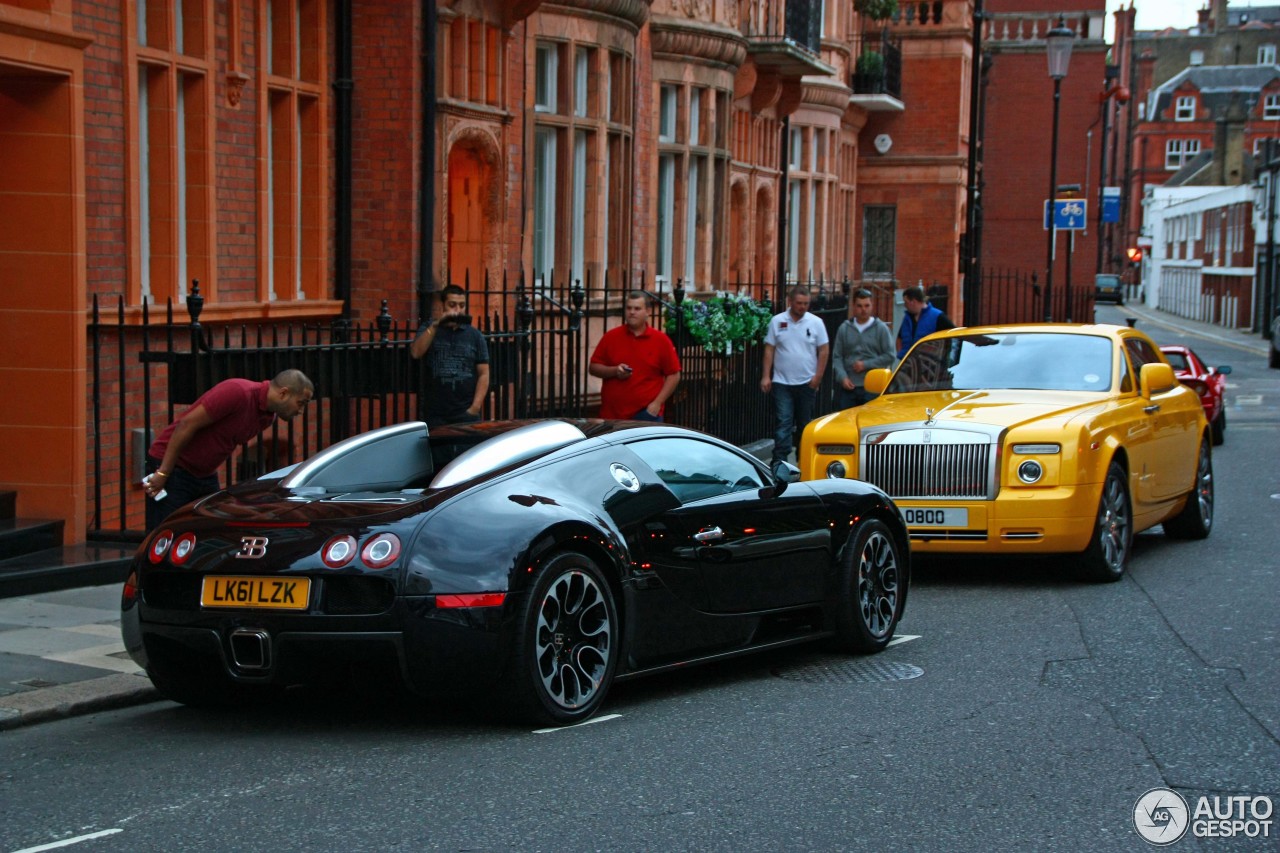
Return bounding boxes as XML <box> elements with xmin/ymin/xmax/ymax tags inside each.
<box><xmin>888</xmin><ymin>333</ymin><xmax>1114</xmax><ymax>394</ymax></box>
<box><xmin>629</xmin><ymin>438</ymin><xmax>766</xmax><ymax>503</ymax></box>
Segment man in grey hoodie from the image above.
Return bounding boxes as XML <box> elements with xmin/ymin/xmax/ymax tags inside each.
<box><xmin>832</xmin><ymin>289</ymin><xmax>895</xmax><ymax>409</ymax></box>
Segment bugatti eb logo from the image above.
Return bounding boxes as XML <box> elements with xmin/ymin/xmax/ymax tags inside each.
<box><xmin>235</xmin><ymin>536</ymin><xmax>270</xmax><ymax>559</ymax></box>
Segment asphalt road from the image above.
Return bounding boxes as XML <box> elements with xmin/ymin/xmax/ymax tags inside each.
<box><xmin>2</xmin><ymin>307</ymin><xmax>1277</xmax><ymax>853</ymax></box>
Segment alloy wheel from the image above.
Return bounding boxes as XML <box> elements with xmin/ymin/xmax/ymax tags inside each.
<box><xmin>857</xmin><ymin>530</ymin><xmax>900</xmax><ymax>639</ymax></box>
<box><xmin>533</xmin><ymin>569</ymin><xmax>612</xmax><ymax>711</ymax></box>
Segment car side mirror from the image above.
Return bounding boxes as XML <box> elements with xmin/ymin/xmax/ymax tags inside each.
<box><xmin>1215</xmin><ymin>364</ymin><xmax>1232</xmax><ymax>375</ymax></box>
<box><xmin>1140</xmin><ymin>362</ymin><xmax>1176</xmax><ymax>397</ymax></box>
<box><xmin>864</xmin><ymin>368</ymin><xmax>891</xmax><ymax>395</ymax></box>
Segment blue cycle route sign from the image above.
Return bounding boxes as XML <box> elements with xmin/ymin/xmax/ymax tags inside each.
<box><xmin>1042</xmin><ymin>199</ymin><xmax>1088</xmax><ymax>230</ymax></box>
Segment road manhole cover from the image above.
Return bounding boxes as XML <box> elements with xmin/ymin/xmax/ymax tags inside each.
<box><xmin>771</xmin><ymin>659</ymin><xmax>923</xmax><ymax>684</ymax></box>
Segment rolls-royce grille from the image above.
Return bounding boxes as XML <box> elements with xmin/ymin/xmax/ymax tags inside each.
<box><xmin>862</xmin><ymin>442</ymin><xmax>993</xmax><ymax>499</ymax></box>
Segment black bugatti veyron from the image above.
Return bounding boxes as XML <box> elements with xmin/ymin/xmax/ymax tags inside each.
<box><xmin>122</xmin><ymin>419</ymin><xmax>910</xmax><ymax>725</ymax></box>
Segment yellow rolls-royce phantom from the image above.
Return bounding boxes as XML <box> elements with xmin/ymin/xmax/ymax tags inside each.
<box><xmin>799</xmin><ymin>324</ymin><xmax>1213</xmax><ymax>581</ymax></box>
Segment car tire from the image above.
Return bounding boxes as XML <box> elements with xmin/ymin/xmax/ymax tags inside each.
<box><xmin>1270</xmin><ymin>346</ymin><xmax>1280</xmax><ymax>369</ymax></box>
<box><xmin>1211</xmin><ymin>407</ymin><xmax>1226</xmax><ymax>446</ymax></box>
<box><xmin>833</xmin><ymin>518</ymin><xmax>905</xmax><ymax>653</ymax></box>
<box><xmin>1164</xmin><ymin>437</ymin><xmax>1214</xmax><ymax>540</ymax></box>
<box><xmin>1079</xmin><ymin>462</ymin><xmax>1132</xmax><ymax>583</ymax></box>
<box><xmin>506</xmin><ymin>551</ymin><xmax>618</xmax><ymax>726</ymax></box>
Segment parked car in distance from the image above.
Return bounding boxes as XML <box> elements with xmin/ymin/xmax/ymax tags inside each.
<box><xmin>799</xmin><ymin>324</ymin><xmax>1214</xmax><ymax>583</ymax></box>
<box><xmin>1271</xmin><ymin>314</ymin><xmax>1280</xmax><ymax>369</ymax></box>
<box><xmin>1160</xmin><ymin>344</ymin><xmax>1231</xmax><ymax>445</ymax></box>
<box><xmin>1094</xmin><ymin>273</ymin><xmax>1124</xmax><ymax>305</ymax></box>
<box><xmin>122</xmin><ymin>419</ymin><xmax>910</xmax><ymax>725</ymax></box>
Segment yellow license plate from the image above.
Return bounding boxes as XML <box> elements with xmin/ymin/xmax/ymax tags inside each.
<box><xmin>200</xmin><ymin>576</ymin><xmax>311</xmax><ymax>610</ymax></box>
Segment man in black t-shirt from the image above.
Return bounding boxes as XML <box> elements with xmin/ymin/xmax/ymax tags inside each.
<box><xmin>411</xmin><ymin>285</ymin><xmax>490</xmax><ymax>428</ymax></box>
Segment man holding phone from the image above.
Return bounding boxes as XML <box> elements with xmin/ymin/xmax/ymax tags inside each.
<box><xmin>411</xmin><ymin>284</ymin><xmax>490</xmax><ymax>427</ymax></box>
<box><xmin>589</xmin><ymin>290</ymin><xmax>681</xmax><ymax>421</ymax></box>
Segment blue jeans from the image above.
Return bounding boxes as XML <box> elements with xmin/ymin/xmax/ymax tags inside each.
<box><xmin>771</xmin><ymin>383</ymin><xmax>816</xmax><ymax>465</ymax></box>
<box><xmin>835</xmin><ymin>385</ymin><xmax>878</xmax><ymax>410</ymax></box>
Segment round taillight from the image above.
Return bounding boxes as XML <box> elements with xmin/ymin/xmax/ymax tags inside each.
<box><xmin>360</xmin><ymin>533</ymin><xmax>401</xmax><ymax>569</ymax></box>
<box><xmin>322</xmin><ymin>535</ymin><xmax>358</xmax><ymax>569</ymax></box>
<box><xmin>170</xmin><ymin>532</ymin><xmax>197</xmax><ymax>565</ymax></box>
<box><xmin>148</xmin><ymin>530</ymin><xmax>174</xmax><ymax>564</ymax></box>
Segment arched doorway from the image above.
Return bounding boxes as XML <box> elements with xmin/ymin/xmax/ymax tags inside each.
<box><xmin>755</xmin><ymin>184</ymin><xmax>773</xmax><ymax>285</ymax></box>
<box><xmin>446</xmin><ymin>142</ymin><xmax>491</xmax><ymax>292</ymax></box>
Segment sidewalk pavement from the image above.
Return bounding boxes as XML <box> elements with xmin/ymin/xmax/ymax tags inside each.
<box><xmin>0</xmin><ymin>582</ymin><xmax>158</xmax><ymax>731</ymax></box>
<box><xmin>0</xmin><ymin>305</ymin><xmax>1268</xmax><ymax>732</ymax></box>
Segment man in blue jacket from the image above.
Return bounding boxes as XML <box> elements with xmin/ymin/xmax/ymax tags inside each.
<box><xmin>896</xmin><ymin>285</ymin><xmax>954</xmax><ymax>358</ymax></box>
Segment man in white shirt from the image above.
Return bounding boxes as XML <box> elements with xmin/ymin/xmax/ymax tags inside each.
<box><xmin>761</xmin><ymin>286</ymin><xmax>829</xmax><ymax>470</ymax></box>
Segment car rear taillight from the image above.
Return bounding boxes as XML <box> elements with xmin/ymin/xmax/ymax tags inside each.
<box><xmin>360</xmin><ymin>533</ymin><xmax>402</xmax><ymax>569</ymax></box>
<box><xmin>436</xmin><ymin>593</ymin><xmax>506</xmax><ymax>608</ymax></box>
<box><xmin>1186</xmin><ymin>379</ymin><xmax>1209</xmax><ymax>398</ymax></box>
<box><xmin>148</xmin><ymin>530</ymin><xmax>174</xmax><ymax>564</ymax></box>
<box><xmin>170</xmin><ymin>532</ymin><xmax>197</xmax><ymax>565</ymax></box>
<box><xmin>122</xmin><ymin>570</ymin><xmax>139</xmax><ymax>604</ymax></box>
<box><xmin>321</xmin><ymin>535</ymin><xmax>358</xmax><ymax>569</ymax></box>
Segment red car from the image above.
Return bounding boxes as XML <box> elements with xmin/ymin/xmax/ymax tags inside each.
<box><xmin>1161</xmin><ymin>345</ymin><xmax>1231</xmax><ymax>445</ymax></box>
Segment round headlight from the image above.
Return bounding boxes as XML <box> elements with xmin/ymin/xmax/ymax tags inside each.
<box><xmin>826</xmin><ymin>460</ymin><xmax>847</xmax><ymax>479</ymax></box>
<box><xmin>1017</xmin><ymin>460</ymin><xmax>1044</xmax><ymax>484</ymax></box>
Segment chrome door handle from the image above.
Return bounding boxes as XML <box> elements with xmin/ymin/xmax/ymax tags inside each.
<box><xmin>693</xmin><ymin>527</ymin><xmax>724</xmax><ymax>543</ymax></box>
<box><xmin>1143</xmin><ymin>404</ymin><xmax>1160</xmax><ymax>414</ymax></box>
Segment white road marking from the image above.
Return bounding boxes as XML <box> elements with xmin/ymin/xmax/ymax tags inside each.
<box><xmin>888</xmin><ymin>634</ymin><xmax>921</xmax><ymax>647</ymax></box>
<box><xmin>532</xmin><ymin>713</ymin><xmax>622</xmax><ymax>734</ymax></box>
<box><xmin>10</xmin><ymin>829</ymin><xmax>123</xmax><ymax>853</ymax></box>
<box><xmin>1235</xmin><ymin>394</ymin><xmax>1262</xmax><ymax>405</ymax></box>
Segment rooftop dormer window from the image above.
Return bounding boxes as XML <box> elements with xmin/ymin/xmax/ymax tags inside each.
<box><xmin>1175</xmin><ymin>95</ymin><xmax>1196</xmax><ymax>121</ymax></box>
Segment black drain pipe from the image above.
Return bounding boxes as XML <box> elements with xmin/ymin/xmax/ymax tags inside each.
<box><xmin>419</xmin><ymin>0</ymin><xmax>438</xmax><ymax>327</ymax></box>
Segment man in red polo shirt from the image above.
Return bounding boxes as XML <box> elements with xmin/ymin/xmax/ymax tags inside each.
<box><xmin>143</xmin><ymin>369</ymin><xmax>314</xmax><ymax>531</ymax></box>
<box><xmin>589</xmin><ymin>291</ymin><xmax>682</xmax><ymax>421</ymax></box>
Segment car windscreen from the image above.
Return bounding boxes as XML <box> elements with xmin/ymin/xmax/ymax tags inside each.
<box><xmin>888</xmin><ymin>332</ymin><xmax>1114</xmax><ymax>393</ymax></box>
<box><xmin>1162</xmin><ymin>351</ymin><xmax>1189</xmax><ymax>371</ymax></box>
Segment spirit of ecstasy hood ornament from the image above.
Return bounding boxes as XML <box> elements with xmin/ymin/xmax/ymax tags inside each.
<box><xmin>924</xmin><ymin>407</ymin><xmax>936</xmax><ymax>426</ymax></box>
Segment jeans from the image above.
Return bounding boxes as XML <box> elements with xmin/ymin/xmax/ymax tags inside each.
<box><xmin>145</xmin><ymin>457</ymin><xmax>221</xmax><ymax>533</ymax></box>
<box><xmin>629</xmin><ymin>407</ymin><xmax>663</xmax><ymax>423</ymax></box>
<box><xmin>771</xmin><ymin>383</ymin><xmax>816</xmax><ymax>465</ymax></box>
<box><xmin>835</xmin><ymin>385</ymin><xmax>878</xmax><ymax>411</ymax></box>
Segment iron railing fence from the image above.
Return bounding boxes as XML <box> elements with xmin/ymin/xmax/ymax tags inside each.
<box><xmin>87</xmin><ymin>271</ymin><xmax>874</xmax><ymax>539</ymax></box>
<box><xmin>973</xmin><ymin>268</ymin><xmax>1095</xmax><ymax>326</ymax></box>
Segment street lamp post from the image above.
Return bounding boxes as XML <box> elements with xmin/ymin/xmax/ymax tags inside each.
<box><xmin>1042</xmin><ymin>17</ymin><xmax>1075</xmax><ymax>322</ymax></box>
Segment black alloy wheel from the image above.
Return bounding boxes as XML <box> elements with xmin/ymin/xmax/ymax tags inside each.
<box><xmin>507</xmin><ymin>552</ymin><xmax>618</xmax><ymax>725</ymax></box>
<box><xmin>1079</xmin><ymin>462</ymin><xmax>1131</xmax><ymax>582</ymax></box>
<box><xmin>834</xmin><ymin>518</ymin><xmax>904</xmax><ymax>653</ymax></box>
<box><xmin>1164</xmin><ymin>438</ymin><xmax>1214</xmax><ymax>540</ymax></box>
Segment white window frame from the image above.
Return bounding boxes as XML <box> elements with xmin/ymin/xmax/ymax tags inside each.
<box><xmin>685</xmin><ymin>156</ymin><xmax>698</xmax><ymax>286</ymax></box>
<box><xmin>533</xmin><ymin>127</ymin><xmax>558</xmax><ymax>285</ymax></box>
<box><xmin>1266</xmin><ymin>94</ymin><xmax>1280</xmax><ymax>120</ymax></box>
<box><xmin>1165</xmin><ymin>139</ymin><xmax>1183</xmax><ymax>170</ymax></box>
<box><xmin>571</xmin><ymin>130</ymin><xmax>587</xmax><ymax>285</ymax></box>
<box><xmin>658</xmin><ymin>85</ymin><xmax>676</xmax><ymax>142</ymax></box>
<box><xmin>1190</xmin><ymin>50</ymin><xmax>1204</xmax><ymax>66</ymax></box>
<box><xmin>574</xmin><ymin>47</ymin><xmax>588</xmax><ymax>118</ymax></box>
<box><xmin>1259</xmin><ymin>43</ymin><xmax>1277</xmax><ymax>65</ymax></box>
<box><xmin>1175</xmin><ymin>96</ymin><xmax>1195</xmax><ymax>121</ymax></box>
<box><xmin>656</xmin><ymin>153</ymin><xmax>675</xmax><ymax>286</ymax></box>
<box><xmin>535</xmin><ymin>44</ymin><xmax>558</xmax><ymax>113</ymax></box>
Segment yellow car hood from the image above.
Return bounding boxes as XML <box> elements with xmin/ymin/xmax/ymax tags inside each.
<box><xmin>836</xmin><ymin>389</ymin><xmax>1111</xmax><ymax>433</ymax></box>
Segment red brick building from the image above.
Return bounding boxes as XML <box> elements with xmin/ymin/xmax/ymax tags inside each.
<box><xmin>976</xmin><ymin>0</ymin><xmax>1109</xmax><ymax>311</ymax></box>
<box><xmin>1</xmin><ymin>0</ymin><xmax>989</xmax><ymax>542</ymax></box>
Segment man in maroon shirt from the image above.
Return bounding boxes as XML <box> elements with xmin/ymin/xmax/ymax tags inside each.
<box><xmin>143</xmin><ymin>369</ymin><xmax>314</xmax><ymax>531</ymax></box>
<box><xmin>589</xmin><ymin>291</ymin><xmax>682</xmax><ymax>421</ymax></box>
